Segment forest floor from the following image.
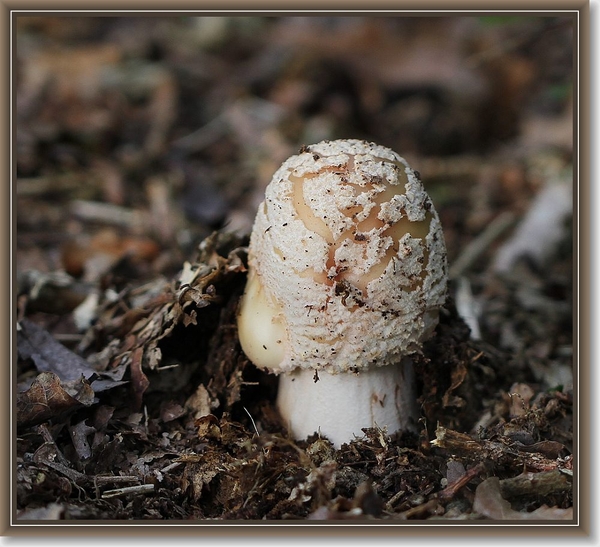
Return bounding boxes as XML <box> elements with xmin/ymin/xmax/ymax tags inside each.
<box><xmin>15</xmin><ymin>15</ymin><xmax>575</xmax><ymax>523</ymax></box>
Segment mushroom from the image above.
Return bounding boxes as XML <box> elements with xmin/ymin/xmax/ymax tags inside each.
<box><xmin>237</xmin><ymin>139</ymin><xmax>447</xmax><ymax>447</ymax></box>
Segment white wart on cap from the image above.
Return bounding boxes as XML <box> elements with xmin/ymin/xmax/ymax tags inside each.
<box><xmin>237</xmin><ymin>139</ymin><xmax>447</xmax><ymax>446</ymax></box>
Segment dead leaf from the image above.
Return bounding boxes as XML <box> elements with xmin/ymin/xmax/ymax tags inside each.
<box><xmin>17</xmin><ymin>318</ymin><xmax>127</xmax><ymax>393</ymax></box>
<box><xmin>185</xmin><ymin>384</ymin><xmax>219</xmax><ymax>420</ymax></box>
<box><xmin>442</xmin><ymin>361</ymin><xmax>468</xmax><ymax>408</ymax></box>
<box><xmin>473</xmin><ymin>477</ymin><xmax>573</xmax><ymax>520</ymax></box>
<box><xmin>17</xmin><ymin>372</ymin><xmax>95</xmax><ymax>428</ymax></box>
<box><xmin>195</xmin><ymin>414</ymin><xmax>222</xmax><ymax>441</ymax></box>
<box><xmin>446</xmin><ymin>459</ymin><xmax>467</xmax><ymax>484</ymax></box>
<box><xmin>18</xmin><ymin>319</ymin><xmax>95</xmax><ymax>382</ymax></box>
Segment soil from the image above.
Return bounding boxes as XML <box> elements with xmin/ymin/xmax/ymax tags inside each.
<box><xmin>15</xmin><ymin>15</ymin><xmax>575</xmax><ymax>523</ymax></box>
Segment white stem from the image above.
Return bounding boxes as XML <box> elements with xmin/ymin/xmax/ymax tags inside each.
<box><xmin>276</xmin><ymin>359</ymin><xmax>417</xmax><ymax>448</ymax></box>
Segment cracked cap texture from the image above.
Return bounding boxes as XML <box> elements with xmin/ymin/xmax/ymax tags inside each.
<box><xmin>238</xmin><ymin>139</ymin><xmax>448</xmax><ymax>374</ymax></box>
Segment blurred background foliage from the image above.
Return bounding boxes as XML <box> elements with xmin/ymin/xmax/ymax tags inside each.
<box><xmin>16</xmin><ymin>15</ymin><xmax>573</xmax><ymax>233</ymax></box>
<box><xmin>16</xmin><ymin>13</ymin><xmax>574</xmax><ymax>390</ymax></box>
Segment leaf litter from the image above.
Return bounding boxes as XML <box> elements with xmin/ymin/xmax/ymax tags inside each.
<box><xmin>15</xmin><ymin>16</ymin><xmax>574</xmax><ymax>522</ymax></box>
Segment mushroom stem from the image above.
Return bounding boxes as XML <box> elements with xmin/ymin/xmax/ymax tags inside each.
<box><xmin>276</xmin><ymin>358</ymin><xmax>418</xmax><ymax>448</ymax></box>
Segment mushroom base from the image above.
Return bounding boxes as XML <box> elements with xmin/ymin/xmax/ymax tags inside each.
<box><xmin>276</xmin><ymin>359</ymin><xmax>418</xmax><ymax>448</ymax></box>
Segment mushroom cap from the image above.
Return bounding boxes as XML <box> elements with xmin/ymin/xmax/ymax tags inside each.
<box><xmin>238</xmin><ymin>139</ymin><xmax>447</xmax><ymax>374</ymax></box>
